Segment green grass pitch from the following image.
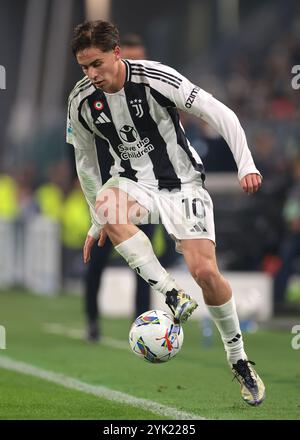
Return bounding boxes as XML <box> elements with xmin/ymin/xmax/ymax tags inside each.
<box><xmin>0</xmin><ymin>289</ymin><xmax>299</xmax><ymax>420</ymax></box>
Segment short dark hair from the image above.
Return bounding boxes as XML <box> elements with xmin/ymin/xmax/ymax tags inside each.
<box><xmin>71</xmin><ymin>20</ymin><xmax>120</xmax><ymax>56</ymax></box>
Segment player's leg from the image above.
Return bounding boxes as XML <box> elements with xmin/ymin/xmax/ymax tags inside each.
<box><xmin>95</xmin><ymin>186</ymin><xmax>195</xmax><ymax>322</ymax></box>
<box><xmin>84</xmin><ymin>237</ymin><xmax>112</xmax><ymax>341</ymax></box>
<box><xmin>181</xmin><ymin>238</ymin><xmax>265</xmax><ymax>406</ymax></box>
<box><xmin>134</xmin><ymin>223</ymin><xmax>155</xmax><ymax>317</ymax></box>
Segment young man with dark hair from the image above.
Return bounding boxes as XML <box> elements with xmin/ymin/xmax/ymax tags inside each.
<box><xmin>67</xmin><ymin>20</ymin><xmax>265</xmax><ymax>406</ymax></box>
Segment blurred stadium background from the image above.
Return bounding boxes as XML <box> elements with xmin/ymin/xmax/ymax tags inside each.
<box><xmin>0</xmin><ymin>0</ymin><xmax>300</xmax><ymax>420</ymax></box>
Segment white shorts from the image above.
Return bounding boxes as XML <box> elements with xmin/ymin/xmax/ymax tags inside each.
<box><xmin>98</xmin><ymin>177</ymin><xmax>215</xmax><ymax>253</ymax></box>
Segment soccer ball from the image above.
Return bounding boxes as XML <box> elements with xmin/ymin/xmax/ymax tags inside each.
<box><xmin>129</xmin><ymin>310</ymin><xmax>184</xmax><ymax>363</ymax></box>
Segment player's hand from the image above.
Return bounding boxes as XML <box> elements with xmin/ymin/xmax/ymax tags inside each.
<box><xmin>240</xmin><ymin>173</ymin><xmax>262</xmax><ymax>194</ymax></box>
<box><xmin>83</xmin><ymin>234</ymin><xmax>96</xmax><ymax>263</ymax></box>
<box><xmin>97</xmin><ymin>228</ymin><xmax>107</xmax><ymax>247</ymax></box>
<box><xmin>83</xmin><ymin>229</ymin><xmax>108</xmax><ymax>263</ymax></box>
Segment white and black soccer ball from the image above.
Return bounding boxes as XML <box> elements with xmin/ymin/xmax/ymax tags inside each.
<box><xmin>129</xmin><ymin>310</ymin><xmax>184</xmax><ymax>363</ymax></box>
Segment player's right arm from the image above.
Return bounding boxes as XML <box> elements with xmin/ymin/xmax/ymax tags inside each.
<box><xmin>66</xmin><ymin>96</ymin><xmax>103</xmax><ymax>253</ymax></box>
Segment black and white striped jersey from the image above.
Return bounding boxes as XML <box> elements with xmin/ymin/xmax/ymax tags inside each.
<box><xmin>66</xmin><ymin>59</ymin><xmax>259</xmax><ymax>231</ymax></box>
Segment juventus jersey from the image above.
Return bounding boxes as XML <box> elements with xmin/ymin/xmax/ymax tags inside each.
<box><xmin>66</xmin><ymin>59</ymin><xmax>260</xmax><ymax>231</ymax></box>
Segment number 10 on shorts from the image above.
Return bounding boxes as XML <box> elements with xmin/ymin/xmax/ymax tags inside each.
<box><xmin>182</xmin><ymin>197</ymin><xmax>204</xmax><ymax>220</ymax></box>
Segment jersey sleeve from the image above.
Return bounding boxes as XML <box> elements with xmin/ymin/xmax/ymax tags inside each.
<box><xmin>66</xmin><ymin>97</ymin><xmax>103</xmax><ymax>235</ymax></box>
<box><xmin>66</xmin><ymin>96</ymin><xmax>94</xmax><ymax>149</ymax></box>
<box><xmin>147</xmin><ymin>62</ymin><xmax>261</xmax><ymax>180</ymax></box>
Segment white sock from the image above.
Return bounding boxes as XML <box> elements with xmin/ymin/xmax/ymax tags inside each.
<box><xmin>114</xmin><ymin>230</ymin><xmax>181</xmax><ymax>296</ymax></box>
<box><xmin>207</xmin><ymin>296</ymin><xmax>247</xmax><ymax>365</ymax></box>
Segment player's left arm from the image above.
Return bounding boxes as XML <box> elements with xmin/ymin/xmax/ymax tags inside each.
<box><xmin>154</xmin><ymin>64</ymin><xmax>262</xmax><ymax>192</ymax></box>
<box><xmin>182</xmin><ymin>87</ymin><xmax>262</xmax><ymax>192</ymax></box>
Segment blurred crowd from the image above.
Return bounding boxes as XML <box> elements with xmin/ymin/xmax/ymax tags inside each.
<box><xmin>225</xmin><ymin>30</ymin><xmax>300</xmax><ymax>122</ymax></box>
<box><xmin>0</xmin><ymin>161</ymin><xmax>87</xmax><ymax>282</ymax></box>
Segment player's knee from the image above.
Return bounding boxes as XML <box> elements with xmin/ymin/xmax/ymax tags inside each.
<box><xmin>192</xmin><ymin>264</ymin><xmax>218</xmax><ymax>289</ymax></box>
<box><xmin>102</xmin><ymin>223</ymin><xmax>119</xmax><ymax>235</ymax></box>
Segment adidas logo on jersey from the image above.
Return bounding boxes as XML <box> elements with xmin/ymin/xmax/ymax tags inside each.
<box><xmin>95</xmin><ymin>113</ymin><xmax>111</xmax><ymax>124</ymax></box>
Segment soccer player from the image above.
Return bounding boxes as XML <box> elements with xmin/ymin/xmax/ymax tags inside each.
<box><xmin>67</xmin><ymin>20</ymin><xmax>265</xmax><ymax>406</ymax></box>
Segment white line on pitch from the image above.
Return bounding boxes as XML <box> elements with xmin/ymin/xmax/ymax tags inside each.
<box><xmin>43</xmin><ymin>323</ymin><xmax>129</xmax><ymax>350</ymax></box>
<box><xmin>0</xmin><ymin>355</ymin><xmax>206</xmax><ymax>420</ymax></box>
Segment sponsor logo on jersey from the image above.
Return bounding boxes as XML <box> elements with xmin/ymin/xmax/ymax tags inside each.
<box><xmin>117</xmin><ymin>137</ymin><xmax>154</xmax><ymax>160</ymax></box>
<box><xmin>119</xmin><ymin>125</ymin><xmax>138</xmax><ymax>143</ymax></box>
<box><xmin>185</xmin><ymin>86</ymin><xmax>200</xmax><ymax>108</ymax></box>
<box><xmin>95</xmin><ymin>113</ymin><xmax>111</xmax><ymax>124</ymax></box>
<box><xmin>129</xmin><ymin>99</ymin><xmax>144</xmax><ymax>118</ymax></box>
<box><xmin>93</xmin><ymin>100</ymin><xmax>104</xmax><ymax>111</ymax></box>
